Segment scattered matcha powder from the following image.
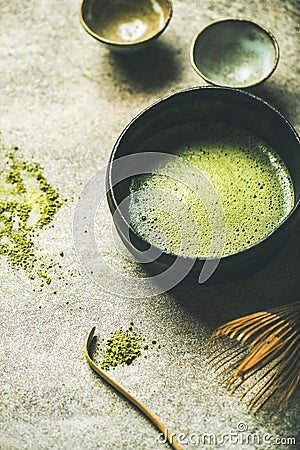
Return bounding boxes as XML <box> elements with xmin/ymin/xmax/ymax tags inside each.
<box><xmin>106</xmin><ymin>405</ymin><xmax>115</xmax><ymax>414</ymax></box>
<box><xmin>100</xmin><ymin>323</ymin><xmax>152</xmax><ymax>370</ymax></box>
<box><xmin>0</xmin><ymin>143</ymin><xmax>63</xmax><ymax>281</ymax></box>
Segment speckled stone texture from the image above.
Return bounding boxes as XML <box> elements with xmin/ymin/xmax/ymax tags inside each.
<box><xmin>0</xmin><ymin>1</ymin><xmax>299</xmax><ymax>449</ymax></box>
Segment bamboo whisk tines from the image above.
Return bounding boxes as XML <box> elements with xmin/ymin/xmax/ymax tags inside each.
<box><xmin>209</xmin><ymin>301</ymin><xmax>300</xmax><ymax>411</ymax></box>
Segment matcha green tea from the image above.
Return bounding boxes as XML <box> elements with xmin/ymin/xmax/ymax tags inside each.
<box><xmin>129</xmin><ymin>122</ymin><xmax>294</xmax><ymax>257</ymax></box>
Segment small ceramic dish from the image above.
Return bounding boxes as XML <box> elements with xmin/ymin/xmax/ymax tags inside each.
<box><xmin>191</xmin><ymin>19</ymin><xmax>279</xmax><ymax>88</ymax></box>
<box><xmin>79</xmin><ymin>0</ymin><xmax>173</xmax><ymax>53</ymax></box>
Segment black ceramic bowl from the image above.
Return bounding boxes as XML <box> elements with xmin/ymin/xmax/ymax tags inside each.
<box><xmin>107</xmin><ymin>87</ymin><xmax>300</xmax><ymax>284</ymax></box>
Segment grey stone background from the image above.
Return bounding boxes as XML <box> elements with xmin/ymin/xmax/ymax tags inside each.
<box><xmin>0</xmin><ymin>0</ymin><xmax>299</xmax><ymax>449</ymax></box>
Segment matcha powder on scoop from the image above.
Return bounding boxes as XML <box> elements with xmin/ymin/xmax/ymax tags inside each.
<box><xmin>100</xmin><ymin>323</ymin><xmax>152</xmax><ymax>370</ymax></box>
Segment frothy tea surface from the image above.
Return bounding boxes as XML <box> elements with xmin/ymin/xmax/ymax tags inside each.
<box><xmin>129</xmin><ymin>122</ymin><xmax>294</xmax><ymax>257</ymax></box>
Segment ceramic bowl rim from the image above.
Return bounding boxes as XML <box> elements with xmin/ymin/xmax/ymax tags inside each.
<box><xmin>190</xmin><ymin>18</ymin><xmax>280</xmax><ymax>89</ymax></box>
<box><xmin>79</xmin><ymin>0</ymin><xmax>173</xmax><ymax>48</ymax></box>
<box><xmin>108</xmin><ymin>86</ymin><xmax>300</xmax><ymax>264</ymax></box>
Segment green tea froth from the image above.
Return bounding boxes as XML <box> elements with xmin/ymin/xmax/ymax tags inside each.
<box><xmin>129</xmin><ymin>122</ymin><xmax>294</xmax><ymax>257</ymax></box>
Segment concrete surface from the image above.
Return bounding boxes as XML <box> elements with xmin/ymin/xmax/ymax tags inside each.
<box><xmin>0</xmin><ymin>1</ymin><xmax>300</xmax><ymax>449</ymax></box>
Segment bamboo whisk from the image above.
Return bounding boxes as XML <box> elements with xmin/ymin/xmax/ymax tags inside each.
<box><xmin>209</xmin><ymin>301</ymin><xmax>300</xmax><ymax>411</ymax></box>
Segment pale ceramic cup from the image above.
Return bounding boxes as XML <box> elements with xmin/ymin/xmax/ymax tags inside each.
<box><xmin>80</xmin><ymin>0</ymin><xmax>173</xmax><ymax>53</ymax></box>
<box><xmin>191</xmin><ymin>19</ymin><xmax>279</xmax><ymax>88</ymax></box>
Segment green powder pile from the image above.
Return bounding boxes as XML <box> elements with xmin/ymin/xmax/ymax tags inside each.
<box><xmin>0</xmin><ymin>143</ymin><xmax>63</xmax><ymax>281</ymax></box>
<box><xmin>100</xmin><ymin>323</ymin><xmax>149</xmax><ymax>370</ymax></box>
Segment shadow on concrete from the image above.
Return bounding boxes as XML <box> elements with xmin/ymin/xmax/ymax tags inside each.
<box><xmin>248</xmin><ymin>83</ymin><xmax>300</xmax><ymax>125</ymax></box>
<box><xmin>107</xmin><ymin>40</ymin><xmax>182</xmax><ymax>92</ymax></box>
